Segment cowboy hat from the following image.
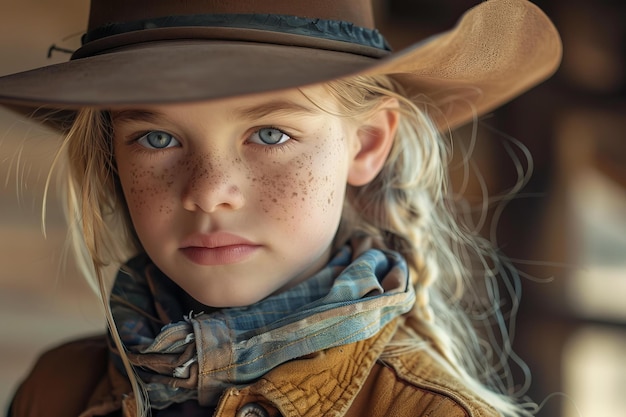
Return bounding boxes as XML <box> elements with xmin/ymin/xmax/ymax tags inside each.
<box><xmin>0</xmin><ymin>0</ymin><xmax>561</xmax><ymax>131</ymax></box>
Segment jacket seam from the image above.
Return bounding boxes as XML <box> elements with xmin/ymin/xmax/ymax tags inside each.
<box><xmin>383</xmin><ymin>355</ymin><xmax>498</xmax><ymax>417</ymax></box>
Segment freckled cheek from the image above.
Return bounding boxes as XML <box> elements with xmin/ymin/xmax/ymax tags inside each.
<box><xmin>254</xmin><ymin>154</ymin><xmax>346</xmax><ymax>228</ymax></box>
<box><xmin>119</xmin><ymin>162</ymin><xmax>178</xmax><ymax>217</ymax></box>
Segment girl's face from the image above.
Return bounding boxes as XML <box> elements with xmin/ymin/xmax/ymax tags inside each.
<box><xmin>112</xmin><ymin>86</ymin><xmax>362</xmax><ymax>307</ymax></box>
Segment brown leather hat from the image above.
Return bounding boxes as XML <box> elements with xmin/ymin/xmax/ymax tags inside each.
<box><xmin>0</xmin><ymin>0</ymin><xmax>561</xmax><ymax>131</ymax></box>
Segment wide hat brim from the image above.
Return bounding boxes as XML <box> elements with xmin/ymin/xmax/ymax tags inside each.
<box><xmin>0</xmin><ymin>0</ymin><xmax>561</xmax><ymax>131</ymax></box>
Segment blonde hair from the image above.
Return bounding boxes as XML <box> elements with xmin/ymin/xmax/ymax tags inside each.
<box><xmin>322</xmin><ymin>75</ymin><xmax>535</xmax><ymax>416</ymax></box>
<box><xmin>58</xmin><ymin>74</ymin><xmax>534</xmax><ymax>416</ymax></box>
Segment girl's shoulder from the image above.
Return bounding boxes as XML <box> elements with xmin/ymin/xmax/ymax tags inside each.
<box><xmin>8</xmin><ymin>335</ymin><xmax>125</xmax><ymax>417</ymax></box>
<box><xmin>371</xmin><ymin>350</ymin><xmax>500</xmax><ymax>417</ymax></box>
<box><xmin>345</xmin><ymin>326</ymin><xmax>501</xmax><ymax>417</ymax></box>
<box><xmin>360</xmin><ymin>321</ymin><xmax>501</xmax><ymax>417</ymax></box>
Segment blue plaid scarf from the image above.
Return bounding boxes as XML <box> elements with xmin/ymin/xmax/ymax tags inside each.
<box><xmin>109</xmin><ymin>237</ymin><xmax>415</xmax><ymax>409</ymax></box>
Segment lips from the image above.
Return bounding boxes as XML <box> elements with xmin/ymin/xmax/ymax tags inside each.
<box><xmin>180</xmin><ymin>232</ymin><xmax>261</xmax><ymax>266</ymax></box>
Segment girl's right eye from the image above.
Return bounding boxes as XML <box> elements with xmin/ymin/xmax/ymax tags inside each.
<box><xmin>136</xmin><ymin>131</ymin><xmax>180</xmax><ymax>149</ymax></box>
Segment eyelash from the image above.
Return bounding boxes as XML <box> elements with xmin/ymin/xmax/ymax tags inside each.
<box><xmin>120</xmin><ymin>130</ymin><xmax>174</xmax><ymax>157</ymax></box>
<box><xmin>247</xmin><ymin>126</ymin><xmax>295</xmax><ymax>148</ymax></box>
<box><xmin>124</xmin><ymin>126</ymin><xmax>297</xmax><ymax>155</ymax></box>
<box><xmin>139</xmin><ymin>131</ymin><xmax>179</xmax><ymax>149</ymax></box>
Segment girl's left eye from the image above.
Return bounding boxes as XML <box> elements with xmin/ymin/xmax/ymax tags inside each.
<box><xmin>249</xmin><ymin>128</ymin><xmax>291</xmax><ymax>145</ymax></box>
<box><xmin>136</xmin><ymin>131</ymin><xmax>180</xmax><ymax>149</ymax></box>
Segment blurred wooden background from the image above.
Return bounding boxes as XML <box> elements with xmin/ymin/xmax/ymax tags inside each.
<box><xmin>1</xmin><ymin>1</ymin><xmax>624</xmax><ymax>416</ymax></box>
<box><xmin>0</xmin><ymin>0</ymin><xmax>104</xmax><ymax>410</ymax></box>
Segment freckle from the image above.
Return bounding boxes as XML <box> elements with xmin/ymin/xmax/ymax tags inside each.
<box><xmin>292</xmin><ymin>192</ymin><xmax>298</xmax><ymax>197</ymax></box>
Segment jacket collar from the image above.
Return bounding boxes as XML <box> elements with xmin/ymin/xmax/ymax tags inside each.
<box><xmin>87</xmin><ymin>318</ymin><xmax>397</xmax><ymax>417</ymax></box>
<box><xmin>226</xmin><ymin>318</ymin><xmax>399</xmax><ymax>416</ymax></box>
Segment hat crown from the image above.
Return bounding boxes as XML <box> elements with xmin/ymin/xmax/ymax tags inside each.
<box><xmin>87</xmin><ymin>0</ymin><xmax>376</xmax><ymax>30</ymax></box>
<box><xmin>0</xmin><ymin>0</ymin><xmax>562</xmax><ymax>134</ymax></box>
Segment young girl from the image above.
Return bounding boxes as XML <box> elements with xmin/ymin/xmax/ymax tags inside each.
<box><xmin>0</xmin><ymin>0</ymin><xmax>561</xmax><ymax>416</ymax></box>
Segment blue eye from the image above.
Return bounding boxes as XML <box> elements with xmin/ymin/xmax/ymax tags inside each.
<box><xmin>250</xmin><ymin>128</ymin><xmax>291</xmax><ymax>145</ymax></box>
<box><xmin>137</xmin><ymin>131</ymin><xmax>180</xmax><ymax>149</ymax></box>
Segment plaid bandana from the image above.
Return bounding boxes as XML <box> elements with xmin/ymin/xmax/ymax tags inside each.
<box><xmin>109</xmin><ymin>237</ymin><xmax>415</xmax><ymax>409</ymax></box>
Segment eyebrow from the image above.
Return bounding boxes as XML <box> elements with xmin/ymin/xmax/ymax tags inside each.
<box><xmin>110</xmin><ymin>109</ymin><xmax>164</xmax><ymax>124</ymax></box>
<box><xmin>232</xmin><ymin>99</ymin><xmax>318</xmax><ymax>120</ymax></box>
<box><xmin>109</xmin><ymin>99</ymin><xmax>319</xmax><ymax>126</ymax></box>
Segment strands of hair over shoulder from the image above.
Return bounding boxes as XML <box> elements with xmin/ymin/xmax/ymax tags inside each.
<box><xmin>51</xmin><ymin>109</ymin><xmax>150</xmax><ymax>416</ymax></box>
<box><xmin>55</xmin><ymin>74</ymin><xmax>538</xmax><ymax>417</ymax></box>
<box><xmin>317</xmin><ymin>75</ymin><xmax>538</xmax><ymax>416</ymax></box>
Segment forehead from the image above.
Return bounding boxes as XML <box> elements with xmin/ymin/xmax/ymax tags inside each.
<box><xmin>110</xmin><ymin>84</ymin><xmax>338</xmax><ymax>123</ymax></box>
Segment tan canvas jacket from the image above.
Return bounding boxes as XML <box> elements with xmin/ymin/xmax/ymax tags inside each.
<box><xmin>9</xmin><ymin>319</ymin><xmax>499</xmax><ymax>417</ymax></box>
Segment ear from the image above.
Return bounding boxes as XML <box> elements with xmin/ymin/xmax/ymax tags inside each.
<box><xmin>347</xmin><ymin>99</ymin><xmax>399</xmax><ymax>186</ymax></box>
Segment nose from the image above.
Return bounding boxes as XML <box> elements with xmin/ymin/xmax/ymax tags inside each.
<box><xmin>181</xmin><ymin>153</ymin><xmax>245</xmax><ymax>213</ymax></box>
